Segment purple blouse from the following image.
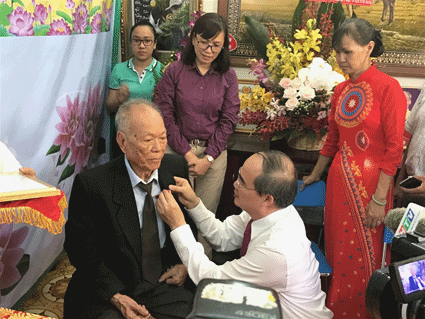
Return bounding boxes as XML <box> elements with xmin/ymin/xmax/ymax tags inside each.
<box><xmin>156</xmin><ymin>60</ymin><xmax>240</xmax><ymax>159</ymax></box>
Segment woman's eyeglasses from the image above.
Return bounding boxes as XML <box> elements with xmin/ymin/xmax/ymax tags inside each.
<box><xmin>131</xmin><ymin>38</ymin><xmax>154</xmax><ymax>47</ymax></box>
<box><xmin>195</xmin><ymin>37</ymin><xmax>224</xmax><ymax>53</ymax></box>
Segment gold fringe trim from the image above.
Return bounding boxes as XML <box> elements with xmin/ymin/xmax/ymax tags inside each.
<box><xmin>0</xmin><ymin>307</ymin><xmax>55</xmax><ymax>318</ymax></box>
<box><xmin>0</xmin><ymin>199</ymin><xmax>67</xmax><ymax>235</ymax></box>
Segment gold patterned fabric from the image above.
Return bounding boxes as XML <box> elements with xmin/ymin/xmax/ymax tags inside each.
<box><xmin>0</xmin><ymin>308</ymin><xmax>55</xmax><ymax>319</ymax></box>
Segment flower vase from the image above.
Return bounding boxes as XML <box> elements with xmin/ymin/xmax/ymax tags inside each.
<box><xmin>287</xmin><ymin>134</ymin><xmax>327</xmax><ymax>151</ymax></box>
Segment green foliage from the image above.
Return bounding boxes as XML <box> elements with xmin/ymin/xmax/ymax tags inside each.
<box><xmin>59</xmin><ymin>164</ymin><xmax>75</xmax><ymax>184</ymax></box>
<box><xmin>56</xmin><ymin>11</ymin><xmax>73</xmax><ymax>25</ymax></box>
<box><xmin>34</xmin><ymin>24</ymin><xmax>50</xmax><ymax>36</ymax></box>
<box><xmin>0</xmin><ymin>3</ymin><xmax>13</xmax><ymax>27</ymax></box>
<box><xmin>46</xmin><ymin>144</ymin><xmax>61</xmax><ymax>156</ymax></box>
<box><xmin>291</xmin><ymin>0</ymin><xmax>307</xmax><ymax>35</ymax></box>
<box><xmin>57</xmin><ymin>149</ymin><xmax>70</xmax><ymax>167</ymax></box>
<box><xmin>101</xmin><ymin>17</ymin><xmax>108</xmax><ymax>32</ymax></box>
<box><xmin>244</xmin><ymin>15</ymin><xmax>269</xmax><ymax>61</ymax></box>
<box><xmin>158</xmin><ymin>1</ymin><xmax>189</xmax><ymax>38</ymax></box>
<box><xmin>88</xmin><ymin>5</ymin><xmax>101</xmax><ymax>18</ymax></box>
<box><xmin>317</xmin><ymin>2</ymin><xmax>345</xmax><ymax>31</ymax></box>
<box><xmin>0</xmin><ymin>25</ymin><xmax>10</xmax><ymax>36</ymax></box>
<box><xmin>156</xmin><ymin>1</ymin><xmax>190</xmax><ymax>50</ymax></box>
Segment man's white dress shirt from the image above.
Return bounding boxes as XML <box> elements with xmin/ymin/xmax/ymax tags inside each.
<box><xmin>124</xmin><ymin>156</ymin><xmax>166</xmax><ymax>248</ymax></box>
<box><xmin>170</xmin><ymin>200</ymin><xmax>333</xmax><ymax>319</ymax></box>
<box><xmin>405</xmin><ymin>83</ymin><xmax>425</xmax><ymax>176</ymax></box>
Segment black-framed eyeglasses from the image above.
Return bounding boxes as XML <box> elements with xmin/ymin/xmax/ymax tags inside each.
<box><xmin>195</xmin><ymin>37</ymin><xmax>224</xmax><ymax>53</ymax></box>
<box><xmin>233</xmin><ymin>168</ymin><xmax>256</xmax><ymax>191</ymax></box>
<box><xmin>131</xmin><ymin>38</ymin><xmax>154</xmax><ymax>47</ymax></box>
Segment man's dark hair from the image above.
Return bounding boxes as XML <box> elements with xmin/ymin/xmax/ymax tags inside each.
<box><xmin>254</xmin><ymin>150</ymin><xmax>298</xmax><ymax>209</ymax></box>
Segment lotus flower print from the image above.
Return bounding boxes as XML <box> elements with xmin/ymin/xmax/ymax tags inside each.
<box><xmin>47</xmin><ymin>19</ymin><xmax>72</xmax><ymax>36</ymax></box>
<box><xmin>7</xmin><ymin>7</ymin><xmax>34</xmax><ymax>36</ymax></box>
<box><xmin>0</xmin><ymin>224</ymin><xmax>29</xmax><ymax>303</ymax></box>
<box><xmin>47</xmin><ymin>82</ymin><xmax>104</xmax><ymax>183</ymax></box>
<box><xmin>1</xmin><ymin>0</ymin><xmax>113</xmax><ymax>37</ymax></box>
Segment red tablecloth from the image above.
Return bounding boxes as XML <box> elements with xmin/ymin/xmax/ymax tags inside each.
<box><xmin>0</xmin><ymin>191</ymin><xmax>67</xmax><ymax>235</ymax></box>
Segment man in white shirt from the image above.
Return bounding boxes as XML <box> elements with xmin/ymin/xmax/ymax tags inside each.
<box><xmin>396</xmin><ymin>83</ymin><xmax>425</xmax><ymax>205</ymax></box>
<box><xmin>156</xmin><ymin>150</ymin><xmax>333</xmax><ymax>319</ymax></box>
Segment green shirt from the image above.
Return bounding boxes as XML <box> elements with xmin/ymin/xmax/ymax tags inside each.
<box><xmin>109</xmin><ymin>57</ymin><xmax>163</xmax><ymax>102</ymax></box>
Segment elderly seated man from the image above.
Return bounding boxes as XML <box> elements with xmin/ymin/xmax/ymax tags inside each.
<box><xmin>64</xmin><ymin>99</ymin><xmax>197</xmax><ymax>319</ymax></box>
<box><xmin>156</xmin><ymin>150</ymin><xmax>333</xmax><ymax>318</ymax></box>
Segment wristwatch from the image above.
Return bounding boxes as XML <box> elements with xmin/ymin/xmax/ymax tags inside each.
<box><xmin>205</xmin><ymin>155</ymin><xmax>214</xmax><ymax>164</ymax></box>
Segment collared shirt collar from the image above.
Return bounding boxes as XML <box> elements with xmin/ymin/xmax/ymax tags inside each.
<box><xmin>127</xmin><ymin>57</ymin><xmax>158</xmax><ymax>73</ymax></box>
<box><xmin>124</xmin><ymin>155</ymin><xmax>158</xmax><ymax>187</ymax></box>
<box><xmin>189</xmin><ymin>62</ymin><xmax>219</xmax><ymax>76</ymax></box>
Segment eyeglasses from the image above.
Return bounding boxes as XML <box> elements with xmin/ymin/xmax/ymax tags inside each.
<box><xmin>233</xmin><ymin>168</ymin><xmax>256</xmax><ymax>191</ymax></box>
<box><xmin>131</xmin><ymin>38</ymin><xmax>154</xmax><ymax>47</ymax></box>
<box><xmin>195</xmin><ymin>37</ymin><xmax>224</xmax><ymax>53</ymax></box>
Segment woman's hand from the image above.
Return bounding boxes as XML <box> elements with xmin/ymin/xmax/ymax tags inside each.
<box><xmin>116</xmin><ymin>83</ymin><xmax>130</xmax><ymax>105</ymax></box>
<box><xmin>106</xmin><ymin>84</ymin><xmax>130</xmax><ymax>112</ymax></box>
<box><xmin>365</xmin><ymin>200</ymin><xmax>386</xmax><ymax>228</ymax></box>
<box><xmin>300</xmin><ymin>173</ymin><xmax>320</xmax><ymax>191</ymax></box>
<box><xmin>187</xmin><ymin>157</ymin><xmax>211</xmax><ymax>177</ymax></box>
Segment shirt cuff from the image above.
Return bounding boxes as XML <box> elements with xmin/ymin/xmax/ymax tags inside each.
<box><xmin>186</xmin><ymin>199</ymin><xmax>210</xmax><ymax>223</ymax></box>
<box><xmin>170</xmin><ymin>224</ymin><xmax>198</xmax><ymax>252</ymax></box>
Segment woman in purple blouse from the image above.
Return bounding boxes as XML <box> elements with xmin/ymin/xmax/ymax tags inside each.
<box><xmin>156</xmin><ymin>13</ymin><xmax>240</xmax><ymax>257</ymax></box>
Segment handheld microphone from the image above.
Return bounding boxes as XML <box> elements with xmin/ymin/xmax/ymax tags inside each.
<box><xmin>384</xmin><ymin>207</ymin><xmax>406</xmax><ymax>234</ymax></box>
<box><xmin>394</xmin><ymin>203</ymin><xmax>425</xmax><ymax>236</ymax></box>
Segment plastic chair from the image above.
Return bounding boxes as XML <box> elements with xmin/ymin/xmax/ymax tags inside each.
<box><xmin>293</xmin><ymin>180</ymin><xmax>332</xmax><ymax>291</ymax></box>
<box><xmin>311</xmin><ymin>241</ymin><xmax>333</xmax><ymax>276</ymax></box>
<box><xmin>293</xmin><ymin>180</ymin><xmax>326</xmax><ymax>247</ymax></box>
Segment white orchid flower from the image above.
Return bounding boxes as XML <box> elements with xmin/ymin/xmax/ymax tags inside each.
<box><xmin>298</xmin><ymin>86</ymin><xmax>316</xmax><ymax>100</ymax></box>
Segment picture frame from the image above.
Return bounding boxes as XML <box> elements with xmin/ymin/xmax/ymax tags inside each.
<box><xmin>120</xmin><ymin>0</ymin><xmax>203</xmax><ymax>62</ymax></box>
<box><xmin>218</xmin><ymin>0</ymin><xmax>425</xmax><ymax>78</ymax></box>
<box><xmin>0</xmin><ymin>173</ymin><xmax>60</xmax><ymax>202</ymax></box>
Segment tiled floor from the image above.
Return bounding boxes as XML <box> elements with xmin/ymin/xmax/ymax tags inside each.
<box><xmin>16</xmin><ymin>253</ymin><xmax>75</xmax><ymax>319</ymax></box>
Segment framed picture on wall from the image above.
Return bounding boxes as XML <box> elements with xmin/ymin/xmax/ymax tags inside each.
<box><xmin>120</xmin><ymin>0</ymin><xmax>203</xmax><ymax>61</ymax></box>
<box><xmin>218</xmin><ymin>0</ymin><xmax>425</xmax><ymax>77</ymax></box>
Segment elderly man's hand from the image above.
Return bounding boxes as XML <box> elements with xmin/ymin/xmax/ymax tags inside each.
<box><xmin>168</xmin><ymin>176</ymin><xmax>200</xmax><ymax>209</ymax></box>
<box><xmin>156</xmin><ymin>189</ymin><xmax>187</xmax><ymax>230</ymax></box>
<box><xmin>401</xmin><ymin>176</ymin><xmax>425</xmax><ymax>196</ymax></box>
<box><xmin>110</xmin><ymin>293</ymin><xmax>154</xmax><ymax>319</ymax></box>
<box><xmin>158</xmin><ymin>264</ymin><xmax>188</xmax><ymax>286</ymax></box>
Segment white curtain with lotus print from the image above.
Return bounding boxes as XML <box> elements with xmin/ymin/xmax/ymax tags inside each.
<box><xmin>0</xmin><ymin>0</ymin><xmax>115</xmax><ymax>308</ymax></box>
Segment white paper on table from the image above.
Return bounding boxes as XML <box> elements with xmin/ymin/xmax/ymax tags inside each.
<box><xmin>0</xmin><ymin>173</ymin><xmax>60</xmax><ymax>202</ymax></box>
